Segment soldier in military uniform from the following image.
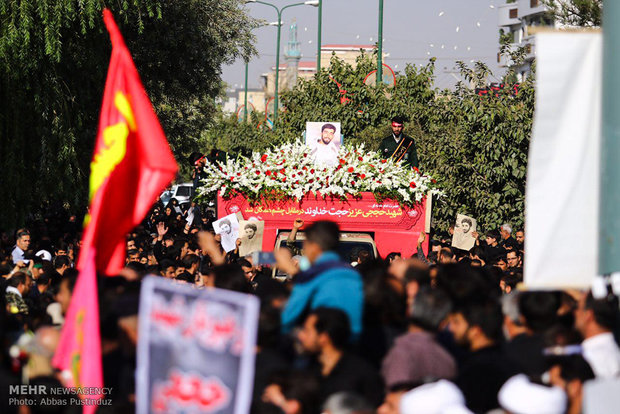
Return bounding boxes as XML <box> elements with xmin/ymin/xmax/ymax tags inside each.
<box><xmin>5</xmin><ymin>272</ymin><xmax>31</xmax><ymax>315</ymax></box>
<box><xmin>378</xmin><ymin>116</ymin><xmax>419</xmax><ymax>168</ymax></box>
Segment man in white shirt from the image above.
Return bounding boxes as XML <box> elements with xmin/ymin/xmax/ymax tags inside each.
<box><xmin>575</xmin><ymin>291</ymin><xmax>620</xmax><ymax>378</ymax></box>
<box><xmin>311</xmin><ymin>123</ymin><xmax>340</xmax><ymax>166</ymax></box>
<box><xmin>11</xmin><ymin>229</ymin><xmax>31</xmax><ymax>265</ymax></box>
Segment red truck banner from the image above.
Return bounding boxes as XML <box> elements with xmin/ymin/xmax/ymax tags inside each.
<box><xmin>218</xmin><ymin>192</ymin><xmax>428</xmax><ymax>258</ymax></box>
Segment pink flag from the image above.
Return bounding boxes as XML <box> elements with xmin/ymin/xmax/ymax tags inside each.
<box><xmin>52</xmin><ymin>250</ymin><xmax>103</xmax><ymax>413</ymax></box>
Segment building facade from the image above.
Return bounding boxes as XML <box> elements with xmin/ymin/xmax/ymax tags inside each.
<box><xmin>498</xmin><ymin>0</ymin><xmax>558</xmax><ymax>80</ymax></box>
<box><xmin>262</xmin><ymin>44</ymin><xmax>381</xmax><ymax>98</ymax></box>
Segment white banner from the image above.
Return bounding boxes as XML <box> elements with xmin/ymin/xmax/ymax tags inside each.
<box><xmin>136</xmin><ymin>277</ymin><xmax>259</xmax><ymax>414</ymax></box>
<box><xmin>525</xmin><ymin>32</ymin><xmax>601</xmax><ymax>289</ymax></box>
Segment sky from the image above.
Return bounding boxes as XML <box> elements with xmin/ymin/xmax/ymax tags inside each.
<box><xmin>222</xmin><ymin>0</ymin><xmax>505</xmax><ymax>90</ymax></box>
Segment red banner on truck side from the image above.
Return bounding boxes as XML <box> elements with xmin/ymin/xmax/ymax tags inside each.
<box><xmin>217</xmin><ymin>192</ymin><xmax>428</xmax><ymax>258</ymax></box>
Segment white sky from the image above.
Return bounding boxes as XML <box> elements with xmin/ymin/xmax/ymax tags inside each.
<box><xmin>222</xmin><ymin>0</ymin><xmax>504</xmax><ymax>90</ymax></box>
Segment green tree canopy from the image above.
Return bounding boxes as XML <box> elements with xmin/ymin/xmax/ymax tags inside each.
<box><xmin>543</xmin><ymin>0</ymin><xmax>602</xmax><ymax>27</ymax></box>
<box><xmin>0</xmin><ymin>0</ymin><xmax>257</xmax><ymax>229</ymax></box>
<box><xmin>204</xmin><ymin>53</ymin><xmax>534</xmax><ymax>232</ymax></box>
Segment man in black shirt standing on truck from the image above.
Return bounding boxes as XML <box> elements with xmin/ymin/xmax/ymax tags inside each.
<box><xmin>378</xmin><ymin>116</ymin><xmax>419</xmax><ymax>169</ymax></box>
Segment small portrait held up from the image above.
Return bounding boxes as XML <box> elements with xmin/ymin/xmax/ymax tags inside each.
<box><xmin>238</xmin><ymin>220</ymin><xmax>265</xmax><ymax>257</ymax></box>
<box><xmin>212</xmin><ymin>213</ymin><xmax>240</xmax><ymax>253</ymax></box>
<box><xmin>451</xmin><ymin>214</ymin><xmax>477</xmax><ymax>251</ymax></box>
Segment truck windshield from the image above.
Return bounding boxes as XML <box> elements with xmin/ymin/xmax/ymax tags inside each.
<box><xmin>279</xmin><ymin>240</ymin><xmax>376</xmax><ymax>263</ymax></box>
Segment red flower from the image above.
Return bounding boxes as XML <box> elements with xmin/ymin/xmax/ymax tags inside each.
<box><xmin>303</xmin><ymin>153</ymin><xmax>308</xmax><ymax>158</ymax></box>
<box><xmin>369</xmin><ymin>164</ymin><xmax>375</xmax><ymax>169</ymax></box>
<box><xmin>410</xmin><ymin>182</ymin><xmax>417</xmax><ymax>189</ymax></box>
<box><xmin>310</xmin><ymin>169</ymin><xmax>315</xmax><ymax>174</ymax></box>
<box><xmin>347</xmin><ymin>167</ymin><xmax>354</xmax><ymax>173</ymax></box>
<box><xmin>265</xmin><ymin>171</ymin><xmax>272</xmax><ymax>176</ymax></box>
<box><xmin>302</xmin><ymin>166</ymin><xmax>308</xmax><ymax>171</ymax></box>
<box><xmin>255</xmin><ymin>170</ymin><xmax>260</xmax><ymax>175</ymax></box>
<box><xmin>261</xmin><ymin>154</ymin><xmax>268</xmax><ymax>163</ymax></box>
<box><xmin>360</xmin><ymin>174</ymin><xmax>366</xmax><ymax>179</ymax></box>
<box><xmin>293</xmin><ymin>165</ymin><xmax>298</xmax><ymax>170</ymax></box>
<box><xmin>381</xmin><ymin>159</ymin><xmax>387</xmax><ymax>164</ymax></box>
<box><xmin>282</xmin><ymin>178</ymin><xmax>287</xmax><ymax>182</ymax></box>
<box><xmin>295</xmin><ymin>180</ymin><xmax>299</xmax><ymax>184</ymax></box>
<box><xmin>358</xmin><ymin>156</ymin><xmax>363</xmax><ymax>161</ymax></box>
<box><xmin>350</xmin><ymin>181</ymin><xmax>356</xmax><ymax>186</ymax></box>
<box><xmin>339</xmin><ymin>159</ymin><xmax>346</xmax><ymax>165</ymax></box>
<box><xmin>292</xmin><ymin>173</ymin><xmax>297</xmax><ymax>178</ymax></box>
<box><xmin>237</xmin><ymin>173</ymin><xmax>241</xmax><ymax>176</ymax></box>
<box><xmin>431</xmin><ymin>179</ymin><xmax>437</xmax><ymax>184</ymax></box>
<box><xmin>309</xmin><ymin>179</ymin><xmax>314</xmax><ymax>183</ymax></box>
<box><xmin>413</xmin><ymin>167</ymin><xmax>420</xmax><ymax>174</ymax></box>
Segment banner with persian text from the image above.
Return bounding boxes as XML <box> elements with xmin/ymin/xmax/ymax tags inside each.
<box><xmin>136</xmin><ymin>277</ymin><xmax>259</xmax><ymax>414</ymax></box>
<box><xmin>218</xmin><ymin>192</ymin><xmax>428</xmax><ymax>258</ymax></box>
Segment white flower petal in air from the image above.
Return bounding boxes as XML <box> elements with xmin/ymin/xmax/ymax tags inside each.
<box><xmin>456</xmin><ymin>26</ymin><xmax>460</xmax><ymax>32</ymax></box>
<box><xmin>467</xmin><ymin>46</ymin><xmax>471</xmax><ymax>51</ymax></box>
<box><xmin>477</xmin><ymin>22</ymin><xmax>481</xmax><ymax>27</ymax></box>
<box><xmin>490</xmin><ymin>5</ymin><xmax>495</xmax><ymax>8</ymax></box>
<box><xmin>439</xmin><ymin>11</ymin><xmax>444</xmax><ymax>16</ymax></box>
<box><xmin>430</xmin><ymin>44</ymin><xmax>434</xmax><ymax>48</ymax></box>
<box><xmin>441</xmin><ymin>44</ymin><xmax>445</xmax><ymax>49</ymax></box>
<box><xmin>370</xmin><ymin>37</ymin><xmax>373</xmax><ymax>42</ymax></box>
<box><xmin>308</xmin><ymin>40</ymin><xmax>312</xmax><ymax>44</ymax></box>
<box><xmin>356</xmin><ymin>34</ymin><xmax>360</xmax><ymax>39</ymax></box>
<box><xmin>454</xmin><ymin>46</ymin><xmax>458</xmax><ymax>50</ymax></box>
<box><xmin>427</xmin><ymin>51</ymin><xmax>430</xmax><ymax>55</ymax></box>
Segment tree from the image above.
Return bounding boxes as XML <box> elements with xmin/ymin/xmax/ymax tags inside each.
<box><xmin>0</xmin><ymin>0</ymin><xmax>257</xmax><ymax>229</ymax></box>
<box><xmin>543</xmin><ymin>0</ymin><xmax>602</xmax><ymax>27</ymax></box>
<box><xmin>203</xmin><ymin>52</ymin><xmax>534</xmax><ymax>232</ymax></box>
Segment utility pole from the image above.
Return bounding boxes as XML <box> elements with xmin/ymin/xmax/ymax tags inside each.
<box><xmin>243</xmin><ymin>60</ymin><xmax>249</xmax><ymax>123</ymax></box>
<box><xmin>317</xmin><ymin>0</ymin><xmax>322</xmax><ymax>72</ymax></box>
<box><xmin>377</xmin><ymin>0</ymin><xmax>384</xmax><ymax>86</ymax></box>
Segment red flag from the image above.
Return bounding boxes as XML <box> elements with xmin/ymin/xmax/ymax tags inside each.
<box><xmin>52</xmin><ymin>9</ymin><xmax>177</xmax><ymax>412</ymax></box>
<box><xmin>52</xmin><ymin>251</ymin><xmax>102</xmax><ymax>413</ymax></box>
<box><xmin>78</xmin><ymin>8</ymin><xmax>178</xmax><ymax>275</ymax></box>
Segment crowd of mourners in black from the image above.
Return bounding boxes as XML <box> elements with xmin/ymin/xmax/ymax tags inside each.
<box><xmin>1</xmin><ymin>198</ymin><xmax>619</xmax><ymax>414</ymax></box>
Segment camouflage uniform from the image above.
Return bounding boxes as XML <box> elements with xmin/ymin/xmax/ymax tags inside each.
<box><xmin>6</xmin><ymin>291</ymin><xmax>29</xmax><ymax>315</ymax></box>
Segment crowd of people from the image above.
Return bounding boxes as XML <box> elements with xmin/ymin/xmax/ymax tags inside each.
<box><xmin>1</xmin><ymin>199</ymin><xmax>619</xmax><ymax>414</ymax></box>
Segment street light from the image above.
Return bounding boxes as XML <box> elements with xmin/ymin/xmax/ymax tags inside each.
<box><xmin>243</xmin><ymin>22</ymin><xmax>278</xmax><ymax>123</ymax></box>
<box><xmin>245</xmin><ymin>0</ymin><xmax>318</xmax><ymax>128</ymax></box>
<box><xmin>377</xmin><ymin>0</ymin><xmax>384</xmax><ymax>87</ymax></box>
<box><xmin>316</xmin><ymin>0</ymin><xmax>322</xmax><ymax>73</ymax></box>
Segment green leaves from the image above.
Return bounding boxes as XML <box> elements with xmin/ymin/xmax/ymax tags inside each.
<box><xmin>206</xmin><ymin>53</ymin><xmax>534</xmax><ymax>233</ymax></box>
<box><xmin>0</xmin><ymin>0</ymin><xmax>257</xmax><ymax>228</ymax></box>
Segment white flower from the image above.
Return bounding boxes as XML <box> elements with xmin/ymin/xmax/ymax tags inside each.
<box><xmin>197</xmin><ymin>140</ymin><xmax>441</xmax><ymax>205</ymax></box>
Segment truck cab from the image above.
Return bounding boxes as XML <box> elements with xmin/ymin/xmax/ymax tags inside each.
<box><xmin>272</xmin><ymin>231</ymin><xmax>378</xmax><ymax>278</ymax></box>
